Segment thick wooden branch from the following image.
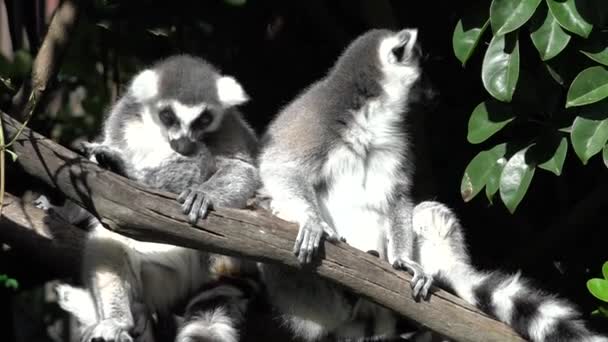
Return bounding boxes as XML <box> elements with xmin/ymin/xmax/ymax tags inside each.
<box><xmin>0</xmin><ymin>192</ymin><xmax>85</xmax><ymax>277</ymax></box>
<box><xmin>11</xmin><ymin>0</ymin><xmax>81</xmax><ymax>120</ymax></box>
<box><xmin>3</xmin><ymin>112</ymin><xmax>524</xmax><ymax>342</ymax></box>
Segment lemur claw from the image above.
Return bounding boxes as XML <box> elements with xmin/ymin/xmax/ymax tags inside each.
<box><xmin>293</xmin><ymin>219</ymin><xmax>342</xmax><ymax>264</ymax></box>
<box><xmin>178</xmin><ymin>189</ymin><xmax>213</xmax><ymax>224</ymax></box>
<box><xmin>392</xmin><ymin>259</ymin><xmax>433</xmax><ymax>301</ymax></box>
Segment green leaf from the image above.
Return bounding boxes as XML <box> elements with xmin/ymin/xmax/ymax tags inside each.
<box><xmin>580</xmin><ymin>31</ymin><xmax>608</xmax><ymax>67</ymax></box>
<box><xmin>547</xmin><ymin>0</ymin><xmax>593</xmax><ymax>38</ymax></box>
<box><xmin>529</xmin><ymin>3</ymin><xmax>571</xmax><ymax>61</ymax></box>
<box><xmin>453</xmin><ymin>12</ymin><xmax>489</xmax><ymax>66</ymax></box>
<box><xmin>485</xmin><ymin>157</ymin><xmax>507</xmax><ymax>203</ymax></box>
<box><xmin>603</xmin><ymin>145</ymin><xmax>608</xmax><ymax>168</ymax></box>
<box><xmin>536</xmin><ymin>136</ymin><xmax>568</xmax><ymax>175</ymax></box>
<box><xmin>5</xmin><ymin>149</ymin><xmax>18</xmax><ymax>162</ymax></box>
<box><xmin>482</xmin><ymin>32</ymin><xmax>520</xmax><ymax>102</ymax></box>
<box><xmin>566</xmin><ymin>66</ymin><xmax>608</xmax><ymax>107</ymax></box>
<box><xmin>570</xmin><ymin>115</ymin><xmax>608</xmax><ymax>164</ymax></box>
<box><xmin>499</xmin><ymin>146</ymin><xmax>535</xmax><ymax>213</ymax></box>
<box><xmin>603</xmin><ymin>261</ymin><xmax>608</xmax><ymax>280</ymax></box>
<box><xmin>490</xmin><ymin>0</ymin><xmax>542</xmax><ymax>36</ymax></box>
<box><xmin>587</xmin><ymin>278</ymin><xmax>608</xmax><ymax>302</ymax></box>
<box><xmin>467</xmin><ymin>100</ymin><xmax>516</xmax><ymax>144</ymax></box>
<box><xmin>461</xmin><ymin>143</ymin><xmax>507</xmax><ymax>202</ymax></box>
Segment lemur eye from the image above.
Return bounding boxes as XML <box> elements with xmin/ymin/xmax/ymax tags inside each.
<box><xmin>191</xmin><ymin>109</ymin><xmax>214</xmax><ymax>131</ymax></box>
<box><xmin>159</xmin><ymin>107</ymin><xmax>176</xmax><ymax>126</ymax></box>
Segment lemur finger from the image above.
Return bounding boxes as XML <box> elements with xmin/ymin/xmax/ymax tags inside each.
<box><xmin>181</xmin><ymin>192</ymin><xmax>196</xmax><ymax>215</ymax></box>
<box><xmin>420</xmin><ymin>277</ymin><xmax>433</xmax><ymax>300</ymax></box>
<box><xmin>198</xmin><ymin>197</ymin><xmax>211</xmax><ymax>219</ymax></box>
<box><xmin>118</xmin><ymin>331</ymin><xmax>133</xmax><ymax>342</ymax></box>
<box><xmin>177</xmin><ymin>189</ymin><xmax>191</xmax><ymax>204</ymax></box>
<box><xmin>294</xmin><ymin>226</ymin><xmax>306</xmax><ymax>255</ymax></box>
<box><xmin>305</xmin><ymin>231</ymin><xmax>319</xmax><ymax>264</ymax></box>
<box><xmin>188</xmin><ymin>193</ymin><xmax>205</xmax><ymax>223</ymax></box>
<box><xmin>297</xmin><ymin>230</ymin><xmax>311</xmax><ymax>263</ymax></box>
<box><xmin>412</xmin><ymin>277</ymin><xmax>426</xmax><ymax>300</ymax></box>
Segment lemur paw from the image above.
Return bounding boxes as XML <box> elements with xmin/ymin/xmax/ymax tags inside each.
<box><xmin>34</xmin><ymin>195</ymin><xmax>53</xmax><ymax>212</ymax></box>
<box><xmin>293</xmin><ymin>218</ymin><xmax>344</xmax><ymax>264</ymax></box>
<box><xmin>82</xmin><ymin>319</ymin><xmax>133</xmax><ymax>342</ymax></box>
<box><xmin>392</xmin><ymin>259</ymin><xmax>433</xmax><ymax>301</ymax></box>
<box><xmin>82</xmin><ymin>143</ymin><xmax>127</xmax><ymax>175</ymax></box>
<box><xmin>412</xmin><ymin>201</ymin><xmax>457</xmax><ymax>240</ymax></box>
<box><xmin>178</xmin><ymin>189</ymin><xmax>213</xmax><ymax>224</ymax></box>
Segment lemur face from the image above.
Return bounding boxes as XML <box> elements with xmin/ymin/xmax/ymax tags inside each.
<box><xmin>378</xmin><ymin>28</ymin><xmax>421</xmax><ymax>88</ymax></box>
<box><xmin>154</xmin><ymin>99</ymin><xmax>223</xmax><ymax>156</ymax></box>
<box><xmin>128</xmin><ymin>55</ymin><xmax>248</xmax><ymax>156</ymax></box>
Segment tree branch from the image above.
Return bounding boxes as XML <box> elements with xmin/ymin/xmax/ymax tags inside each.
<box><xmin>11</xmin><ymin>0</ymin><xmax>81</xmax><ymax>121</ymax></box>
<box><xmin>3</xmin><ymin>112</ymin><xmax>524</xmax><ymax>342</ymax></box>
<box><xmin>0</xmin><ymin>192</ymin><xmax>85</xmax><ymax>277</ymax></box>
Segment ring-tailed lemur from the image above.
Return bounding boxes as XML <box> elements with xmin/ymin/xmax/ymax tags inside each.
<box><xmin>256</xmin><ymin>28</ymin><xmax>432</xmax><ymax>341</ymax></box>
<box><xmin>412</xmin><ymin>201</ymin><xmax>608</xmax><ymax>342</ymax></box>
<box><xmin>39</xmin><ymin>54</ymin><xmax>262</xmax><ymax>342</ymax></box>
<box><xmin>255</xmin><ymin>27</ymin><xmax>608</xmax><ymax>342</ymax></box>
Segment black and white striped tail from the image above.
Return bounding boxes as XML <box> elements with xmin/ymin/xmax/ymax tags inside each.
<box><xmin>412</xmin><ymin>201</ymin><xmax>608</xmax><ymax>342</ymax></box>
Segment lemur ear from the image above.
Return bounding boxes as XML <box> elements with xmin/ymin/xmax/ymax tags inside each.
<box><xmin>216</xmin><ymin>76</ymin><xmax>249</xmax><ymax>107</ymax></box>
<box><xmin>130</xmin><ymin>69</ymin><xmax>159</xmax><ymax>101</ymax></box>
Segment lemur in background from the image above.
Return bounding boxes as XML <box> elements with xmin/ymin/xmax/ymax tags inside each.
<box><xmin>38</xmin><ymin>54</ymin><xmax>262</xmax><ymax>342</ymax></box>
<box><xmin>255</xmin><ymin>27</ymin><xmax>608</xmax><ymax>342</ymax></box>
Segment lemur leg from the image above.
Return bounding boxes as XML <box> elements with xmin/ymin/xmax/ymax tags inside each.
<box><xmin>388</xmin><ymin>195</ymin><xmax>434</xmax><ymax>300</ymax></box>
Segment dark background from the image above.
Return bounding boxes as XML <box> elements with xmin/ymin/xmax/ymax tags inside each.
<box><xmin>1</xmin><ymin>0</ymin><xmax>607</xmax><ymax>341</ymax></box>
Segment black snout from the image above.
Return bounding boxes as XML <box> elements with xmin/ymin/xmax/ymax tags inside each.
<box><xmin>170</xmin><ymin>137</ymin><xmax>197</xmax><ymax>156</ymax></box>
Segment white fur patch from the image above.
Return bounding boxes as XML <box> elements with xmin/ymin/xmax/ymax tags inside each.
<box><xmin>122</xmin><ymin>107</ymin><xmax>175</xmax><ymax>171</ymax></box>
<box><xmin>177</xmin><ymin>307</ymin><xmax>238</xmax><ymax>342</ymax></box>
<box><xmin>130</xmin><ymin>70</ymin><xmax>159</xmax><ymax>101</ymax></box>
<box><xmin>378</xmin><ymin>29</ymin><xmax>420</xmax><ymax>96</ymax></box>
<box><xmin>55</xmin><ymin>284</ymin><xmax>97</xmax><ymax>326</ymax></box>
<box><xmin>156</xmin><ymin>100</ymin><xmax>207</xmax><ymax>127</ymax></box>
<box><xmin>318</xmin><ymin>89</ymin><xmax>407</xmax><ymax>255</ymax></box>
<box><xmin>491</xmin><ymin>273</ymin><xmax>524</xmax><ymax>324</ymax></box>
<box><xmin>216</xmin><ymin>76</ymin><xmax>248</xmax><ymax>107</ymax></box>
<box><xmin>528</xmin><ymin>299</ymin><xmax>577</xmax><ymax>341</ymax></box>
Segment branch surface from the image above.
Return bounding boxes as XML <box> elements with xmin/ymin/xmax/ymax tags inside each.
<box><xmin>3</xmin><ymin>113</ymin><xmax>524</xmax><ymax>342</ymax></box>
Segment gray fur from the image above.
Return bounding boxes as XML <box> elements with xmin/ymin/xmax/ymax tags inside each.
<box><xmin>257</xmin><ymin>28</ymin><xmax>431</xmax><ymax>341</ymax></box>
<box><xmin>43</xmin><ymin>55</ymin><xmax>260</xmax><ymax>342</ymax></box>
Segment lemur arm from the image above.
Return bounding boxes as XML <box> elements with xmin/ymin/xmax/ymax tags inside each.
<box><xmin>388</xmin><ymin>192</ymin><xmax>434</xmax><ymax>300</ymax></box>
<box><xmin>82</xmin><ymin>227</ymin><xmax>137</xmax><ymax>334</ymax></box>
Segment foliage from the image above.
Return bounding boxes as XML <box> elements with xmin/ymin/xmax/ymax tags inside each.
<box><xmin>0</xmin><ymin>273</ymin><xmax>19</xmax><ymax>290</ymax></box>
<box><xmin>587</xmin><ymin>261</ymin><xmax>608</xmax><ymax>319</ymax></box>
<box><xmin>454</xmin><ymin>0</ymin><xmax>608</xmax><ymax>213</ymax></box>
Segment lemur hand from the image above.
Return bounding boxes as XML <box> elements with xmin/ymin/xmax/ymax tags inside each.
<box><xmin>178</xmin><ymin>188</ymin><xmax>213</xmax><ymax>224</ymax></box>
<box><xmin>293</xmin><ymin>217</ymin><xmax>344</xmax><ymax>264</ymax></box>
<box><xmin>392</xmin><ymin>258</ymin><xmax>433</xmax><ymax>301</ymax></box>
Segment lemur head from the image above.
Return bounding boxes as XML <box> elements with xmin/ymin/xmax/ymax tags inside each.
<box><xmin>127</xmin><ymin>54</ymin><xmax>248</xmax><ymax>156</ymax></box>
<box><xmin>328</xmin><ymin>28</ymin><xmax>422</xmax><ymax>106</ymax></box>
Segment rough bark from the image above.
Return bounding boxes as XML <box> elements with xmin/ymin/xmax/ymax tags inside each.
<box><xmin>3</xmin><ymin>112</ymin><xmax>525</xmax><ymax>342</ymax></box>
<box><xmin>0</xmin><ymin>192</ymin><xmax>85</xmax><ymax>277</ymax></box>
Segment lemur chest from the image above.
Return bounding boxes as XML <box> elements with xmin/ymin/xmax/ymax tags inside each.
<box><xmin>318</xmin><ymin>104</ymin><xmax>406</xmax><ymax>251</ymax></box>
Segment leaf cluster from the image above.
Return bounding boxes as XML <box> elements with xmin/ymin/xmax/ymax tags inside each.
<box><xmin>455</xmin><ymin>0</ymin><xmax>608</xmax><ymax>212</ymax></box>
